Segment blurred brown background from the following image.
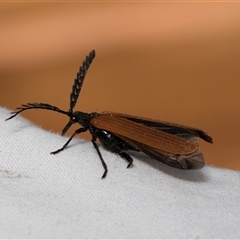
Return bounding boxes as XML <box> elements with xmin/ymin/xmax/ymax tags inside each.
<box><xmin>1</xmin><ymin>3</ymin><xmax>240</xmax><ymax>170</ymax></box>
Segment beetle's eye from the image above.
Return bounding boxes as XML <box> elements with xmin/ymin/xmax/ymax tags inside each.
<box><xmin>71</xmin><ymin>116</ymin><xmax>77</xmax><ymax>122</ymax></box>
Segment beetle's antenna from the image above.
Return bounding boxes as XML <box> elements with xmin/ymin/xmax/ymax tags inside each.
<box><xmin>5</xmin><ymin>103</ymin><xmax>69</xmax><ymax>121</ymax></box>
<box><xmin>6</xmin><ymin>50</ymin><xmax>96</xmax><ymax>121</ymax></box>
<box><xmin>69</xmin><ymin>50</ymin><xmax>95</xmax><ymax>113</ymax></box>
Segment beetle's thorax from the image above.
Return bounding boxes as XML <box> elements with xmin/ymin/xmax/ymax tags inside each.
<box><xmin>70</xmin><ymin>111</ymin><xmax>98</xmax><ymax>128</ymax></box>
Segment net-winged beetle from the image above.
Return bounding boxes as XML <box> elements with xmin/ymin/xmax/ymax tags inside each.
<box><xmin>6</xmin><ymin>50</ymin><xmax>213</xmax><ymax>178</ymax></box>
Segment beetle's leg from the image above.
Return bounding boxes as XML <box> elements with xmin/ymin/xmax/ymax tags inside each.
<box><xmin>96</xmin><ymin>129</ymin><xmax>135</xmax><ymax>170</ymax></box>
<box><xmin>51</xmin><ymin>127</ymin><xmax>87</xmax><ymax>154</ymax></box>
<box><xmin>89</xmin><ymin>127</ymin><xmax>108</xmax><ymax>178</ymax></box>
<box><xmin>118</xmin><ymin>152</ymin><xmax>133</xmax><ymax>168</ymax></box>
<box><xmin>91</xmin><ymin>139</ymin><xmax>108</xmax><ymax>179</ymax></box>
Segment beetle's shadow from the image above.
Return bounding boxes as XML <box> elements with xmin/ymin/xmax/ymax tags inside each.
<box><xmin>129</xmin><ymin>151</ymin><xmax>208</xmax><ymax>182</ymax></box>
<box><xmin>7</xmin><ymin>123</ymin><xmax>32</xmax><ymax>133</ymax></box>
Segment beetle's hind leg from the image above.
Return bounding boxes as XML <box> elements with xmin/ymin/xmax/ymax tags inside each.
<box><xmin>118</xmin><ymin>152</ymin><xmax>133</xmax><ymax>168</ymax></box>
<box><xmin>96</xmin><ymin>129</ymin><xmax>136</xmax><ymax>169</ymax></box>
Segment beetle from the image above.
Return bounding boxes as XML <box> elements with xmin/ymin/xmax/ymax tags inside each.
<box><xmin>6</xmin><ymin>50</ymin><xmax>213</xmax><ymax>178</ymax></box>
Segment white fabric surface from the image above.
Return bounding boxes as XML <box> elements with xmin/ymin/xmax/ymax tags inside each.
<box><xmin>0</xmin><ymin>107</ymin><xmax>240</xmax><ymax>238</ymax></box>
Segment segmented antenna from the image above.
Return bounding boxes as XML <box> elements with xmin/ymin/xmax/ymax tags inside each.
<box><xmin>70</xmin><ymin>50</ymin><xmax>95</xmax><ymax>113</ymax></box>
<box><xmin>5</xmin><ymin>103</ymin><xmax>69</xmax><ymax>121</ymax></box>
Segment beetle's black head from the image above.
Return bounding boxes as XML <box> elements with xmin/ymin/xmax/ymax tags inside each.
<box><xmin>61</xmin><ymin>111</ymin><xmax>93</xmax><ymax>136</ymax></box>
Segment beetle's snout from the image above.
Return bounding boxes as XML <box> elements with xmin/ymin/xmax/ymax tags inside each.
<box><xmin>61</xmin><ymin>120</ymin><xmax>73</xmax><ymax>136</ymax></box>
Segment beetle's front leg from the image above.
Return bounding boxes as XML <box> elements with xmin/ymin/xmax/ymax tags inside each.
<box><xmin>51</xmin><ymin>127</ymin><xmax>87</xmax><ymax>154</ymax></box>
